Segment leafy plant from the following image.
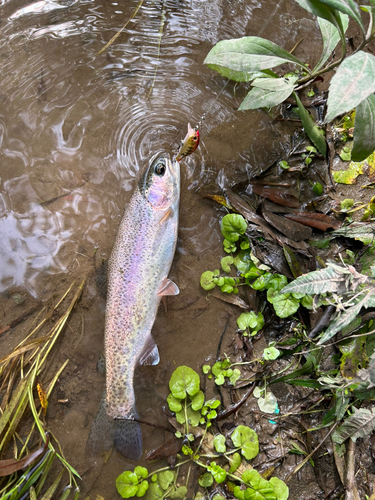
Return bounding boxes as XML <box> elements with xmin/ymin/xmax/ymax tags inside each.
<box><xmin>204</xmin><ymin>0</ymin><xmax>375</xmax><ymax>161</ymax></box>
<box><xmin>116</xmin><ymin>366</ymin><xmax>289</xmax><ymax>499</ymax></box>
<box><xmin>200</xmin><ymin>213</ymin><xmax>317</xmax><ymax>321</ymax></box>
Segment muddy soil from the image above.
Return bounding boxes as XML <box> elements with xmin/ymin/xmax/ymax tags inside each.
<box><xmin>1</xmin><ymin>0</ymin><xmax>374</xmax><ymax>499</ymax></box>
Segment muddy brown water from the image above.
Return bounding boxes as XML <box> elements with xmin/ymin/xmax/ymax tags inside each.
<box><xmin>0</xmin><ymin>0</ymin><xmax>370</xmax><ymax>498</ymax></box>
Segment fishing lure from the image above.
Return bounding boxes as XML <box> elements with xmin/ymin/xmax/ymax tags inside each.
<box><xmin>175</xmin><ymin>123</ymin><xmax>200</xmax><ymax>162</ymax></box>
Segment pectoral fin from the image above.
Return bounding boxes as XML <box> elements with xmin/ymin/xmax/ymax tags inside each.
<box><xmin>157</xmin><ymin>277</ymin><xmax>179</xmax><ymax>296</ymax></box>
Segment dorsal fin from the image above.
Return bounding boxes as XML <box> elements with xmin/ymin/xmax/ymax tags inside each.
<box><xmin>157</xmin><ymin>278</ymin><xmax>179</xmax><ymax>296</ymax></box>
<box><xmin>138</xmin><ymin>336</ymin><xmax>160</xmax><ymax>366</ymax></box>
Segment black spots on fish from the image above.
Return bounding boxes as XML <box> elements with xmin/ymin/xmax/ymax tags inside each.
<box><xmin>86</xmin><ymin>396</ymin><xmax>143</xmax><ymax>460</ymax></box>
<box><xmin>95</xmin><ymin>259</ymin><xmax>108</xmax><ymax>299</ymax></box>
<box><xmin>114</xmin><ymin>409</ymin><xmax>143</xmax><ymax>460</ymax></box>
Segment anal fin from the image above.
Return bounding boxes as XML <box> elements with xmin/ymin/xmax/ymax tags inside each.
<box><xmin>157</xmin><ymin>277</ymin><xmax>179</xmax><ymax>297</ymax></box>
<box><xmin>138</xmin><ymin>336</ymin><xmax>160</xmax><ymax>366</ymax></box>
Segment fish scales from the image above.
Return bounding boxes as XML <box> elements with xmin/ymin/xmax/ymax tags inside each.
<box><xmin>87</xmin><ymin>152</ymin><xmax>180</xmax><ymax>459</ymax></box>
<box><xmin>105</xmin><ymin>156</ymin><xmax>180</xmax><ymax>418</ymax></box>
<box><xmin>105</xmin><ymin>175</ymin><xmax>179</xmax><ymax>418</ymax></box>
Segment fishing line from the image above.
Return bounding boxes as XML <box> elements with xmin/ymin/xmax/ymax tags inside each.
<box><xmin>171</xmin><ymin>77</ymin><xmax>230</xmax><ymax>152</ymax></box>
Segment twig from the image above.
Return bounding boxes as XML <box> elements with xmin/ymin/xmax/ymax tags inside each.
<box><xmin>346</xmin><ymin>439</ymin><xmax>361</xmax><ymax>500</ymax></box>
<box><xmin>285</xmin><ymin>422</ymin><xmax>339</xmax><ymax>483</ymax></box>
<box><xmin>97</xmin><ymin>0</ymin><xmax>144</xmax><ymax>55</ymax></box>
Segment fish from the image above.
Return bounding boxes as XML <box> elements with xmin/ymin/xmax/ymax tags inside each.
<box><xmin>175</xmin><ymin>123</ymin><xmax>200</xmax><ymax>162</ymax></box>
<box><xmin>86</xmin><ymin>152</ymin><xmax>180</xmax><ymax>459</ymax></box>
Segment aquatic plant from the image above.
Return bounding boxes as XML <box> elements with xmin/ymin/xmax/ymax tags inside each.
<box><xmin>116</xmin><ymin>366</ymin><xmax>289</xmax><ymax>500</ymax></box>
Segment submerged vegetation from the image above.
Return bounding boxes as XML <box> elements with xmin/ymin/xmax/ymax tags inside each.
<box><xmin>0</xmin><ymin>280</ymin><xmax>85</xmax><ymax>500</ymax></box>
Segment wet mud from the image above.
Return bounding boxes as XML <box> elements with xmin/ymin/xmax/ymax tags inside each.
<box><xmin>1</xmin><ymin>0</ymin><xmax>374</xmax><ymax>499</ymax></box>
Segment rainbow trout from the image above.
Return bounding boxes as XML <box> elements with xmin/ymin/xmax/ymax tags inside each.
<box><xmin>87</xmin><ymin>152</ymin><xmax>180</xmax><ymax>459</ymax></box>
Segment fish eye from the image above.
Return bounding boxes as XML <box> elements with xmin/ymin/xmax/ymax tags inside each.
<box><xmin>154</xmin><ymin>161</ymin><xmax>166</xmax><ymax>176</ymax></box>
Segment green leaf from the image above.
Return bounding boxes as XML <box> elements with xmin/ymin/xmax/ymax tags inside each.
<box><xmin>252</xmin><ymin>76</ymin><xmax>298</xmax><ymax>90</ymax></box>
<box><xmin>170</xmin><ymin>487</ymin><xmax>188</xmax><ymax>499</ymax></box>
<box><xmin>294</xmin><ymin>92</ymin><xmax>327</xmax><ymax>156</ymax></box>
<box><xmin>116</xmin><ymin>472</ymin><xmax>139</xmax><ymax>499</ymax></box>
<box><xmin>221</xmin><ymin>256</ymin><xmax>234</xmax><ymax>272</ymax></box>
<box><xmin>312</xmin><ymin>182</ymin><xmax>323</xmax><ymax>195</ymax></box>
<box><xmin>231</xmin><ymin>425</ymin><xmax>259</xmax><ymax>460</ymax></box>
<box><xmin>177</xmin><ymin>405</ymin><xmax>201</xmax><ymax>427</ymax></box>
<box><xmin>137</xmin><ymin>481</ymin><xmax>149</xmax><ymax>497</ymax></box>
<box><xmin>272</xmin><ymin>294</ymin><xmax>300</xmax><ymax>318</ymax></box>
<box><xmin>234</xmin><ymin>250</ymin><xmax>253</xmax><ymax>273</ymax></box>
<box><xmin>242</xmin><ymin>469</ymin><xmax>277</xmax><ymax>500</ymax></box>
<box><xmin>237</xmin><ymin>311</ymin><xmax>265</xmax><ymax>333</ymax></box>
<box><xmin>230</xmin><ymin>368</ymin><xmax>241</xmax><ymax>386</ymax></box>
<box><xmin>134</xmin><ymin>467</ymin><xmax>148</xmax><ymax>479</ymax></box>
<box><xmin>201</xmin><ymin>271</ymin><xmax>217</xmax><ymax>291</ymax></box>
<box><xmin>325</xmin><ymin>51</ymin><xmax>375</xmax><ymax>123</ymax></box>
<box><xmin>158</xmin><ymin>471</ymin><xmax>175</xmax><ymax>490</ymax></box>
<box><xmin>295</xmin><ymin>0</ymin><xmax>340</xmax><ymax>25</ymax></box>
<box><xmin>239</xmin><ymin>86</ymin><xmax>296</xmax><ymax>111</ymax></box>
<box><xmin>146</xmin><ymin>482</ymin><xmax>164</xmax><ymax>499</ymax></box>
<box><xmin>213</xmin><ymin>434</ymin><xmax>227</xmax><ymax>453</ymax></box>
<box><xmin>251</xmin><ymin>272</ymin><xmax>273</xmax><ymax>291</ymax></box>
<box><xmin>169</xmin><ymin>366</ymin><xmax>200</xmax><ymax>399</ymax></box>
<box><xmin>318</xmin><ymin>292</ymin><xmax>373</xmax><ymax>344</ymax></box>
<box><xmin>268</xmin><ymin>274</ymin><xmax>288</xmax><ymax>291</ymax></box>
<box><xmin>280</xmin><ymin>266</ymin><xmax>345</xmax><ymax>295</ymax></box>
<box><xmin>191</xmin><ymin>390</ymin><xmax>205</xmax><ymax>411</ymax></box>
<box><xmin>352</xmin><ymin>94</ymin><xmax>375</xmax><ymax>162</ymax></box>
<box><xmin>229</xmin><ymin>452</ymin><xmax>242</xmax><ymax>473</ymax></box>
<box><xmin>198</xmin><ymin>473</ymin><xmax>214</xmax><ymax>487</ymax></box>
<box><xmin>263</xmin><ymin>346</ymin><xmax>281</xmax><ymax>360</ymax></box>
<box><xmin>314</xmin><ymin>13</ymin><xmax>349</xmax><ymax>72</ymax></box>
<box><xmin>208</xmin><ymin>462</ymin><xmax>227</xmax><ymax>483</ymax></box>
<box><xmin>318</xmin><ymin>0</ymin><xmax>365</xmax><ymax>34</ymax></box>
<box><xmin>221</xmin><ymin>214</ymin><xmax>247</xmax><ymax>242</ymax></box>
<box><xmin>269</xmin><ymin>477</ymin><xmax>289</xmax><ymax>500</ymax></box>
<box><xmin>204</xmin><ymin>37</ymin><xmax>309</xmax><ymax>76</ymax></box>
<box><xmin>202</xmin><ymin>364</ymin><xmax>211</xmax><ymax>374</ymax></box>
<box><xmin>167</xmin><ymin>394</ymin><xmax>183</xmax><ymax>413</ymax></box>
<box><xmin>332</xmin><ymin>407</ymin><xmax>375</xmax><ymax>444</ymax></box>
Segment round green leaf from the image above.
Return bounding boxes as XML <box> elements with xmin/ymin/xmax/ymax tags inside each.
<box><xmin>221</xmin><ymin>214</ymin><xmax>247</xmax><ymax>243</ymax></box>
<box><xmin>170</xmin><ymin>487</ymin><xmax>188</xmax><ymax>499</ymax></box>
<box><xmin>191</xmin><ymin>390</ymin><xmax>205</xmax><ymax>411</ymax></box>
<box><xmin>158</xmin><ymin>470</ymin><xmax>175</xmax><ymax>490</ymax></box>
<box><xmin>272</xmin><ymin>294</ymin><xmax>300</xmax><ymax>318</ymax></box>
<box><xmin>201</xmin><ymin>271</ymin><xmax>216</xmax><ymax>291</ymax></box>
<box><xmin>169</xmin><ymin>366</ymin><xmax>200</xmax><ymax>399</ymax></box>
<box><xmin>230</xmin><ymin>368</ymin><xmax>241</xmax><ymax>386</ymax></box>
<box><xmin>137</xmin><ymin>481</ymin><xmax>149</xmax><ymax>497</ymax></box>
<box><xmin>263</xmin><ymin>347</ymin><xmax>280</xmax><ymax>360</ymax></box>
<box><xmin>198</xmin><ymin>472</ymin><xmax>214</xmax><ymax>488</ymax></box>
<box><xmin>202</xmin><ymin>365</ymin><xmax>211</xmax><ymax>374</ymax></box>
<box><xmin>312</xmin><ymin>182</ymin><xmax>323</xmax><ymax>195</ymax></box>
<box><xmin>229</xmin><ymin>452</ymin><xmax>242</xmax><ymax>473</ymax></box>
<box><xmin>134</xmin><ymin>466</ymin><xmax>148</xmax><ymax>479</ymax></box>
<box><xmin>167</xmin><ymin>394</ymin><xmax>183</xmax><ymax>413</ymax></box>
<box><xmin>213</xmin><ymin>434</ymin><xmax>226</xmax><ymax>453</ymax></box>
<box><xmin>116</xmin><ymin>472</ymin><xmax>139</xmax><ymax>499</ymax></box>
<box><xmin>231</xmin><ymin>425</ymin><xmax>259</xmax><ymax>460</ymax></box>
<box><xmin>269</xmin><ymin>477</ymin><xmax>289</xmax><ymax>500</ymax></box>
<box><xmin>208</xmin><ymin>463</ymin><xmax>227</xmax><ymax>483</ymax></box>
<box><xmin>221</xmin><ymin>256</ymin><xmax>234</xmax><ymax>272</ymax></box>
<box><xmin>146</xmin><ymin>482</ymin><xmax>164</xmax><ymax>499</ymax></box>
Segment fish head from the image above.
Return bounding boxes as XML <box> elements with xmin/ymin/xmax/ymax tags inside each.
<box><xmin>140</xmin><ymin>152</ymin><xmax>180</xmax><ymax>209</ymax></box>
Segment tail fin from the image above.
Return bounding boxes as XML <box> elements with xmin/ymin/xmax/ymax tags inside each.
<box><xmin>86</xmin><ymin>395</ymin><xmax>143</xmax><ymax>460</ymax></box>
